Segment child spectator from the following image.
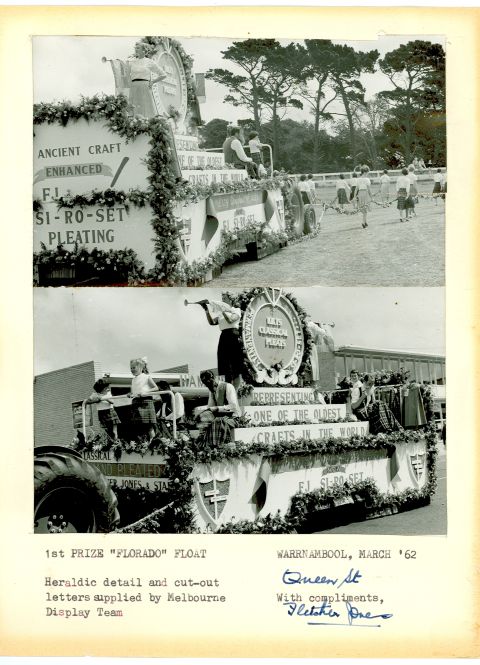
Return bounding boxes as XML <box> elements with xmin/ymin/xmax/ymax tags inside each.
<box><xmin>396</xmin><ymin>167</ymin><xmax>412</xmax><ymax>222</ymax></box>
<box><xmin>433</xmin><ymin>169</ymin><xmax>444</xmax><ymax>205</ymax></box>
<box><xmin>379</xmin><ymin>169</ymin><xmax>391</xmax><ymax>203</ymax></box>
<box><xmin>407</xmin><ymin>164</ymin><xmax>419</xmax><ymax>215</ymax></box>
<box><xmin>87</xmin><ymin>377</ymin><xmax>120</xmax><ymax>441</ymax></box>
<box><xmin>128</xmin><ymin>357</ymin><xmax>158</xmax><ymax>441</ymax></box>
<box><xmin>335</xmin><ymin>173</ymin><xmax>351</xmax><ymax>210</ymax></box>
<box><xmin>248</xmin><ymin>131</ymin><xmax>263</xmax><ymax>166</ymax></box>
<box><xmin>307</xmin><ymin>174</ymin><xmax>317</xmax><ymax>202</ymax></box>
<box><xmin>298</xmin><ymin>174</ymin><xmax>311</xmax><ymax>204</ymax></box>
<box><xmin>356</xmin><ymin>166</ymin><xmax>372</xmax><ymax>228</ymax></box>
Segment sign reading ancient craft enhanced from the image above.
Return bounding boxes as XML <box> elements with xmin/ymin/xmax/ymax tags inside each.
<box><xmin>242</xmin><ymin>403</ymin><xmax>347</xmax><ymax>424</ymax></box>
<box><xmin>233</xmin><ymin>421</ymin><xmax>368</xmax><ymax>445</ymax></box>
<box><xmin>242</xmin><ymin>289</ymin><xmax>305</xmax><ymax>385</ymax></box>
<box><xmin>33</xmin><ymin>120</ymin><xmax>150</xmax><ymax>201</ymax></box>
<box><xmin>82</xmin><ymin>450</ymin><xmax>169</xmax><ymax>492</ymax></box>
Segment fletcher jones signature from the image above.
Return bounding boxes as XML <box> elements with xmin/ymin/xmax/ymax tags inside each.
<box><xmin>282</xmin><ymin>569</ymin><xmax>393</xmax><ymax>627</ymax></box>
<box><xmin>284</xmin><ymin>600</ymin><xmax>393</xmax><ymax>627</ymax></box>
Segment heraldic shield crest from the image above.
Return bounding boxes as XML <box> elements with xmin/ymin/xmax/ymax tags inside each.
<box><xmin>196</xmin><ymin>476</ymin><xmax>231</xmax><ymax>524</ymax></box>
<box><xmin>409</xmin><ymin>452</ymin><xmax>426</xmax><ymax>483</ymax></box>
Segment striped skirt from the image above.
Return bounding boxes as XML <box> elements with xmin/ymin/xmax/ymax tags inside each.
<box><xmin>337</xmin><ymin>189</ymin><xmax>348</xmax><ymax>204</ymax></box>
<box><xmin>131</xmin><ymin>396</ymin><xmax>157</xmax><ymax>424</ymax></box>
<box><xmin>98</xmin><ymin>408</ymin><xmax>120</xmax><ymax>426</ymax></box>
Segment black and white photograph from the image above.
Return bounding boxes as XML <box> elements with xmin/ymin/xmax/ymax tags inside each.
<box><xmin>34</xmin><ymin>287</ymin><xmax>446</xmax><ymax>535</ymax></box>
<box><xmin>33</xmin><ymin>35</ymin><xmax>446</xmax><ymax>288</ymax></box>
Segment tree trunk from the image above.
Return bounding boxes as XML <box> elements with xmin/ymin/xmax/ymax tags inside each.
<box><xmin>251</xmin><ymin>79</ymin><xmax>262</xmax><ymax>134</ymax></box>
<box><xmin>272</xmin><ymin>94</ymin><xmax>279</xmax><ymax>162</ymax></box>
<box><xmin>339</xmin><ymin>83</ymin><xmax>356</xmax><ymax>167</ymax></box>
<box><xmin>312</xmin><ymin>85</ymin><xmax>322</xmax><ymax>171</ymax></box>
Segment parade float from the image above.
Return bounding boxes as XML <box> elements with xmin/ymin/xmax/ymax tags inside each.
<box><xmin>33</xmin><ymin>37</ymin><xmax>318</xmax><ymax>286</ymax></box>
<box><xmin>34</xmin><ymin>288</ymin><xmax>438</xmax><ymax>534</ymax></box>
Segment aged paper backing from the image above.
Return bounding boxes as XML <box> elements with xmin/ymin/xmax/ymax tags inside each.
<box><xmin>0</xmin><ymin>5</ymin><xmax>478</xmax><ymax>658</ymax></box>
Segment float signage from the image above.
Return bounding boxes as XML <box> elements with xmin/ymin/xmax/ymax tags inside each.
<box><xmin>242</xmin><ymin>289</ymin><xmax>305</xmax><ymax>385</ymax></box>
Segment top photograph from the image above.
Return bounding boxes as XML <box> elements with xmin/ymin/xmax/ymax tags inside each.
<box><xmin>33</xmin><ymin>35</ymin><xmax>446</xmax><ymax>288</ymax></box>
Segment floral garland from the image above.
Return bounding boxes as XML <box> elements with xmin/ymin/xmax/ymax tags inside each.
<box><xmin>34</xmin><ymin>94</ymin><xmax>150</xmax><ymax>142</ymax></box>
<box><xmin>74</xmin><ymin>400</ymin><xmax>437</xmax><ymax>533</ymax></box>
<box><xmin>173</xmin><ymin>175</ymin><xmax>290</xmax><ymax>206</ymax></box>
<box><xmin>34</xmin><ymin>94</ymin><xmax>181</xmax><ymax>283</ymax></box>
<box><xmin>217</xmin><ymin>428</ymin><xmax>437</xmax><ymax>533</ymax></box>
<box><xmin>33</xmin><ymin>242</ymin><xmax>146</xmax><ymax>285</ymax></box>
<box><xmin>52</xmin><ymin>187</ymin><xmax>150</xmax><ymax>211</ymax></box>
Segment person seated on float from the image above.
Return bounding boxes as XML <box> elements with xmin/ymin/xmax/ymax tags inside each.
<box><xmin>195</xmin><ymin>370</ymin><xmax>241</xmax><ymax>446</ymax></box>
<box><xmin>198</xmin><ymin>370</ymin><xmax>241</xmax><ymax>418</ymax></box>
<box><xmin>156</xmin><ymin>380</ymin><xmax>185</xmax><ymax>435</ymax></box>
<box><xmin>223</xmin><ymin>126</ymin><xmax>258</xmax><ymax>179</ymax></box>
<box><xmin>348</xmin><ymin>369</ymin><xmax>364</xmax><ymax>416</ymax></box>
<box><xmin>351</xmin><ymin>374</ymin><xmax>402</xmax><ymax>434</ymax></box>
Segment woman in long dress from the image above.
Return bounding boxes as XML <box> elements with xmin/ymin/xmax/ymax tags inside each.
<box><xmin>128</xmin><ymin>45</ymin><xmax>167</xmax><ymax>119</ymax></box>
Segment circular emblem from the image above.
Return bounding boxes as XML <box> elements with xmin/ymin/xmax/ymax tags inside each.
<box><xmin>242</xmin><ymin>289</ymin><xmax>305</xmax><ymax>385</ymax></box>
<box><xmin>151</xmin><ymin>39</ymin><xmax>188</xmax><ymax>127</ymax></box>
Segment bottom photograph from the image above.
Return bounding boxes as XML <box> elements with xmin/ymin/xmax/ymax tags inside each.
<box><xmin>33</xmin><ymin>286</ymin><xmax>446</xmax><ymax>536</ymax></box>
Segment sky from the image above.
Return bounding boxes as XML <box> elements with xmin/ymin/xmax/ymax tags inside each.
<box><xmin>33</xmin><ymin>35</ymin><xmax>444</xmax><ymax>127</ymax></box>
<box><xmin>34</xmin><ymin>287</ymin><xmax>445</xmax><ymax>376</ymax></box>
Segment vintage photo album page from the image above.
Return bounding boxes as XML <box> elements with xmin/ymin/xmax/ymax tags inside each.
<box><xmin>0</xmin><ymin>5</ymin><xmax>479</xmax><ymax>659</ymax></box>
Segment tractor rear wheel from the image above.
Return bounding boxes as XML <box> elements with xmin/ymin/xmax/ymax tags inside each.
<box><xmin>34</xmin><ymin>452</ymin><xmax>119</xmax><ymax>533</ymax></box>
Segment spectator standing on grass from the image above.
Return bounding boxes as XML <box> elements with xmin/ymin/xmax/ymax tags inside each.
<box><xmin>432</xmin><ymin>169</ymin><xmax>444</xmax><ymax>205</ymax></box>
<box><xmin>299</xmin><ymin>174</ymin><xmax>311</xmax><ymax>204</ymax></box>
<box><xmin>335</xmin><ymin>174</ymin><xmax>351</xmax><ymax>210</ymax></box>
<box><xmin>349</xmin><ymin>172</ymin><xmax>358</xmax><ymax>209</ymax></box>
<box><xmin>379</xmin><ymin>170</ymin><xmax>391</xmax><ymax>204</ymax></box>
<box><xmin>407</xmin><ymin>165</ymin><xmax>419</xmax><ymax>216</ymax></box>
<box><xmin>307</xmin><ymin>174</ymin><xmax>317</xmax><ymax>202</ymax></box>
<box><xmin>356</xmin><ymin>165</ymin><xmax>373</xmax><ymax>229</ymax></box>
<box><xmin>396</xmin><ymin>167</ymin><xmax>412</xmax><ymax>222</ymax></box>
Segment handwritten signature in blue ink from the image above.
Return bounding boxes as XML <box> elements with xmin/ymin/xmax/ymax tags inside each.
<box><xmin>282</xmin><ymin>567</ymin><xmax>362</xmax><ymax>589</ymax></box>
<box><xmin>284</xmin><ymin>600</ymin><xmax>393</xmax><ymax>628</ymax></box>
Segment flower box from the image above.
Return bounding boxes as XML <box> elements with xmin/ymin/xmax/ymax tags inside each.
<box><xmin>245</xmin><ymin>239</ymin><xmax>286</xmax><ymax>261</ymax></box>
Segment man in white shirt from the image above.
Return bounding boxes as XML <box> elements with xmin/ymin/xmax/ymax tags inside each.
<box><xmin>199</xmin><ymin>370</ymin><xmax>241</xmax><ymax>418</ymax></box>
<box><xmin>223</xmin><ymin>126</ymin><xmax>257</xmax><ymax>178</ymax></box>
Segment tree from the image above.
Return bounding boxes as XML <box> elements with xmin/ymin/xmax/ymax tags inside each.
<box><xmin>350</xmin><ymin>96</ymin><xmax>391</xmax><ymax>168</ymax></box>
<box><xmin>301</xmin><ymin>40</ymin><xmax>338</xmax><ymax>171</ymax></box>
<box><xmin>198</xmin><ymin>118</ymin><xmax>229</xmax><ymax>149</ymax></box>
<box><xmin>378</xmin><ymin>40</ymin><xmax>445</xmax><ymax>163</ymax></box>
<box><xmin>258</xmin><ymin>42</ymin><xmax>307</xmax><ymax>160</ymax></box>
<box><xmin>318</xmin><ymin>42</ymin><xmax>379</xmax><ymax>168</ymax></box>
<box><xmin>205</xmin><ymin>39</ymin><xmax>279</xmax><ymax>133</ymax></box>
